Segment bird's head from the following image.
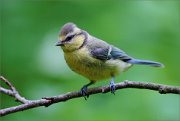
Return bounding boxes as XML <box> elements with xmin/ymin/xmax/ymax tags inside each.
<box><xmin>56</xmin><ymin>22</ymin><xmax>87</xmax><ymax>52</ymax></box>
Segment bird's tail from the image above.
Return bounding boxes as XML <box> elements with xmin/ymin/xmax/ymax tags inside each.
<box><xmin>127</xmin><ymin>59</ymin><xmax>164</xmax><ymax>67</ymax></box>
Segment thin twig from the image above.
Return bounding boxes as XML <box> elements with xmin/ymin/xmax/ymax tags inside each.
<box><xmin>0</xmin><ymin>76</ymin><xmax>29</xmax><ymax>104</ymax></box>
<box><xmin>0</xmin><ymin>76</ymin><xmax>16</xmax><ymax>91</ymax></box>
<box><xmin>0</xmin><ymin>76</ymin><xmax>180</xmax><ymax>117</ymax></box>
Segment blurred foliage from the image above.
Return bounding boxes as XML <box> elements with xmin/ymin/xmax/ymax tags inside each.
<box><xmin>0</xmin><ymin>0</ymin><xmax>180</xmax><ymax>121</ymax></box>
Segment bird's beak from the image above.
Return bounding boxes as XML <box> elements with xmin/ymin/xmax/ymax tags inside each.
<box><xmin>56</xmin><ymin>41</ymin><xmax>64</xmax><ymax>46</ymax></box>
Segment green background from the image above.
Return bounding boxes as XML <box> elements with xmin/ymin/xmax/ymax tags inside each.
<box><xmin>1</xmin><ymin>0</ymin><xmax>180</xmax><ymax>121</ymax></box>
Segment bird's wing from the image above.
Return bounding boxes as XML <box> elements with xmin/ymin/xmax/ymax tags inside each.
<box><xmin>90</xmin><ymin>43</ymin><xmax>132</xmax><ymax>62</ymax></box>
<box><xmin>91</xmin><ymin>45</ymin><xmax>164</xmax><ymax>67</ymax></box>
<box><xmin>109</xmin><ymin>46</ymin><xmax>132</xmax><ymax>62</ymax></box>
<box><xmin>91</xmin><ymin>46</ymin><xmax>111</xmax><ymax>60</ymax></box>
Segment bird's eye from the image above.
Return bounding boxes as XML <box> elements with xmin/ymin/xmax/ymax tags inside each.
<box><xmin>65</xmin><ymin>35</ymin><xmax>75</xmax><ymax>42</ymax></box>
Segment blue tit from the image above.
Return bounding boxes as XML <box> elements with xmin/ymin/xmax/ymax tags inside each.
<box><xmin>56</xmin><ymin>22</ymin><xmax>164</xmax><ymax>99</ymax></box>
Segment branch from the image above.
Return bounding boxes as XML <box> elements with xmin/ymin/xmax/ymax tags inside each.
<box><xmin>0</xmin><ymin>76</ymin><xmax>29</xmax><ymax>104</ymax></box>
<box><xmin>0</xmin><ymin>76</ymin><xmax>180</xmax><ymax>117</ymax></box>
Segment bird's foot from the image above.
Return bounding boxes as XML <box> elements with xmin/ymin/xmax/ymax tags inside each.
<box><xmin>80</xmin><ymin>85</ymin><xmax>89</xmax><ymax>100</ymax></box>
<box><xmin>109</xmin><ymin>79</ymin><xmax>115</xmax><ymax>95</ymax></box>
<box><xmin>80</xmin><ymin>81</ymin><xmax>94</xmax><ymax>100</ymax></box>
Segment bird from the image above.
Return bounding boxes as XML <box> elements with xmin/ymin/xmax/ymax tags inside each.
<box><xmin>56</xmin><ymin>22</ymin><xmax>164</xmax><ymax>100</ymax></box>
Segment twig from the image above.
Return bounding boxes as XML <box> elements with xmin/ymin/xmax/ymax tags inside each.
<box><xmin>0</xmin><ymin>76</ymin><xmax>180</xmax><ymax>117</ymax></box>
<box><xmin>0</xmin><ymin>76</ymin><xmax>29</xmax><ymax>104</ymax></box>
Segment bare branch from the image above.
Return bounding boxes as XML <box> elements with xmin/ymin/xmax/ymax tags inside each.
<box><xmin>0</xmin><ymin>76</ymin><xmax>180</xmax><ymax>117</ymax></box>
<box><xmin>0</xmin><ymin>76</ymin><xmax>29</xmax><ymax>104</ymax></box>
<box><xmin>0</xmin><ymin>87</ymin><xmax>14</xmax><ymax>97</ymax></box>
<box><xmin>0</xmin><ymin>76</ymin><xmax>15</xmax><ymax>91</ymax></box>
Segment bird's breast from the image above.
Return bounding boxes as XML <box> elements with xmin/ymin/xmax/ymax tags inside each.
<box><xmin>64</xmin><ymin>47</ymin><xmax>131</xmax><ymax>81</ymax></box>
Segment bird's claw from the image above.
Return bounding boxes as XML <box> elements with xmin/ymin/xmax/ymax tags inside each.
<box><xmin>80</xmin><ymin>86</ymin><xmax>89</xmax><ymax>100</ymax></box>
<box><xmin>109</xmin><ymin>79</ymin><xmax>115</xmax><ymax>95</ymax></box>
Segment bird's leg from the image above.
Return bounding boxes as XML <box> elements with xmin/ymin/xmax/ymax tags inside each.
<box><xmin>80</xmin><ymin>81</ymin><xmax>94</xmax><ymax>100</ymax></box>
<box><xmin>109</xmin><ymin>75</ymin><xmax>115</xmax><ymax>95</ymax></box>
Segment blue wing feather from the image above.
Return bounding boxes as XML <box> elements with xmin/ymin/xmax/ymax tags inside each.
<box><xmin>91</xmin><ymin>45</ymin><xmax>164</xmax><ymax>67</ymax></box>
